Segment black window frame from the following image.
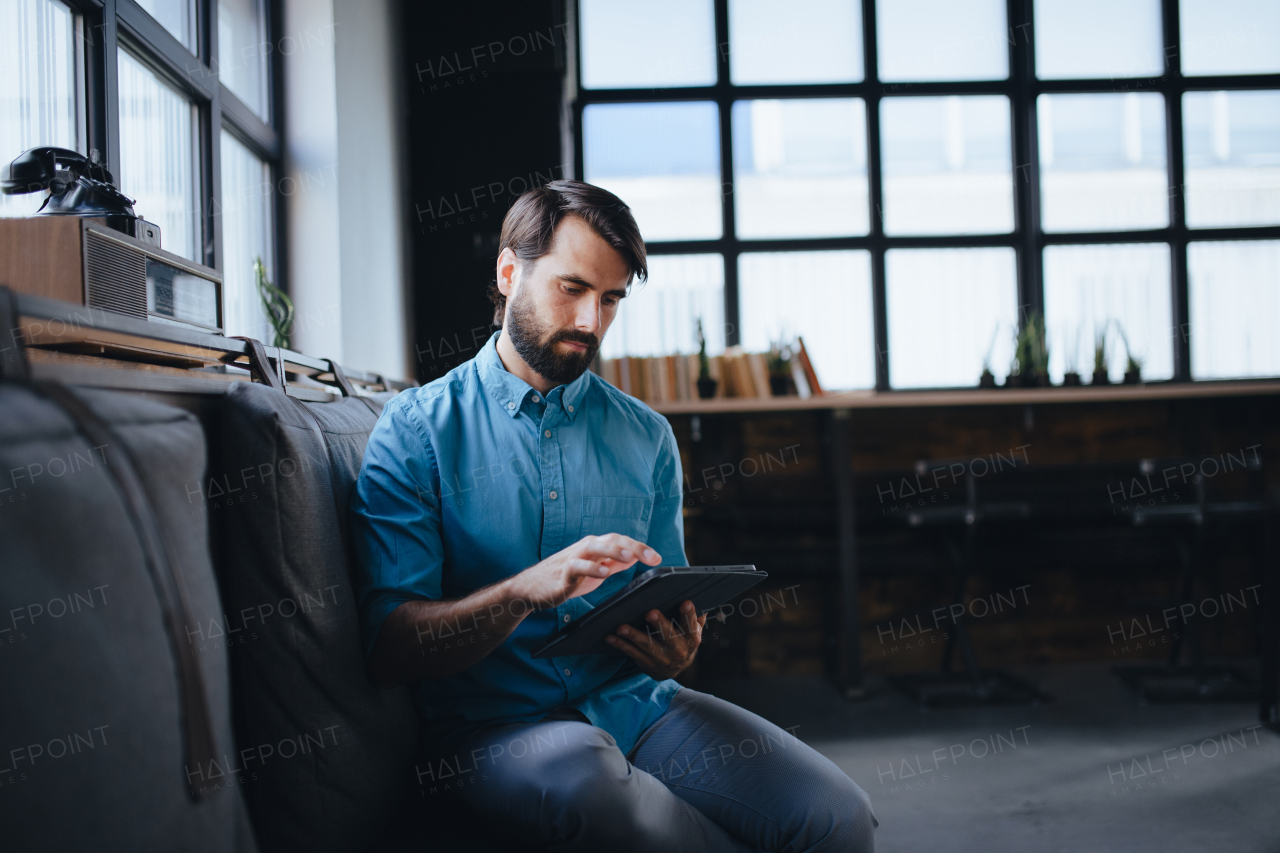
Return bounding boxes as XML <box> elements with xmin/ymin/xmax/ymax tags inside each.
<box><xmin>59</xmin><ymin>0</ymin><xmax>284</xmax><ymax>293</ymax></box>
<box><xmin>572</xmin><ymin>0</ymin><xmax>1280</xmax><ymax>388</ymax></box>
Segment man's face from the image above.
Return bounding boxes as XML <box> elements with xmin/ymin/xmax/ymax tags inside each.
<box><xmin>497</xmin><ymin>216</ymin><xmax>630</xmax><ymax>384</ymax></box>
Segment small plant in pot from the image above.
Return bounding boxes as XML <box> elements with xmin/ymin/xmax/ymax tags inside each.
<box><xmin>1117</xmin><ymin>325</ymin><xmax>1144</xmax><ymax>384</ymax></box>
<box><xmin>1011</xmin><ymin>312</ymin><xmax>1050</xmax><ymax>386</ymax></box>
<box><xmin>979</xmin><ymin>322</ymin><xmax>999</xmax><ymax>388</ymax></box>
<box><xmin>1004</xmin><ymin>325</ymin><xmax>1024</xmax><ymax>387</ymax></box>
<box><xmin>767</xmin><ymin>340</ymin><xmax>796</xmax><ymax>396</ymax></box>
<box><xmin>695</xmin><ymin>319</ymin><xmax>718</xmax><ymax>399</ymax></box>
<box><xmin>1091</xmin><ymin>325</ymin><xmax>1111</xmax><ymax>385</ymax></box>
<box><xmin>1062</xmin><ymin>322</ymin><xmax>1083</xmax><ymax>386</ymax></box>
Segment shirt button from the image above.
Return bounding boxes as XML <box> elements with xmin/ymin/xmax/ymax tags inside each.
<box><xmin>532</xmin><ymin>395</ymin><xmax>540</xmax><ymax>402</ymax></box>
<box><xmin>506</xmin><ymin>401</ymin><xmax>515</xmax><ymax>410</ymax></box>
<box><xmin>544</xmin><ymin>430</ymin><xmax>552</xmax><ymax>438</ymax></box>
<box><xmin>563</xmin><ymin>668</ymin><xmax>572</xmax><ymax>677</ymax></box>
<box><xmin>549</xmin><ymin>491</ymin><xmax>558</xmax><ymax>500</ymax></box>
<box><xmin>563</xmin><ymin>614</ymin><xmax>571</xmax><ymax>623</ymax></box>
<box><xmin>567</xmin><ymin>405</ymin><xmax>574</xmax><ymax>413</ymax></box>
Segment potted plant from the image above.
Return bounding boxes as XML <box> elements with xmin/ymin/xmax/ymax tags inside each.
<box><xmin>767</xmin><ymin>340</ymin><xmax>796</xmax><ymax>396</ymax></box>
<box><xmin>255</xmin><ymin>257</ymin><xmax>293</xmax><ymax>348</ymax></box>
<box><xmin>1010</xmin><ymin>312</ymin><xmax>1050</xmax><ymax>387</ymax></box>
<box><xmin>695</xmin><ymin>319</ymin><xmax>718</xmax><ymax>399</ymax></box>
<box><xmin>1091</xmin><ymin>325</ymin><xmax>1110</xmax><ymax>385</ymax></box>
<box><xmin>1062</xmin><ymin>322</ymin><xmax>1083</xmax><ymax>386</ymax></box>
<box><xmin>1117</xmin><ymin>325</ymin><xmax>1143</xmax><ymax>384</ymax></box>
<box><xmin>979</xmin><ymin>322</ymin><xmax>999</xmax><ymax>388</ymax></box>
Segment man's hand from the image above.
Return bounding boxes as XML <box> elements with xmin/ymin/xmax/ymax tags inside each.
<box><xmin>503</xmin><ymin>534</ymin><xmax>663</xmax><ymax>611</ymax></box>
<box><xmin>369</xmin><ymin>534</ymin><xmax>662</xmax><ymax>687</ymax></box>
<box><xmin>606</xmin><ymin>600</ymin><xmax>705</xmax><ymax>680</ymax></box>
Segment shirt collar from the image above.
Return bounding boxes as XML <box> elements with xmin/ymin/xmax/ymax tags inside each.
<box><xmin>476</xmin><ymin>332</ymin><xmax>588</xmax><ymax>421</ymax></box>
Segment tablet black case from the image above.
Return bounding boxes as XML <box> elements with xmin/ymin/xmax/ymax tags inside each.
<box><xmin>532</xmin><ymin>565</ymin><xmax>766</xmax><ymax>658</ymax></box>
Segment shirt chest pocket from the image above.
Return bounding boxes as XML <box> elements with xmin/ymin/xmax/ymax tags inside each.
<box><xmin>580</xmin><ymin>495</ymin><xmax>654</xmax><ymax>542</ymax></box>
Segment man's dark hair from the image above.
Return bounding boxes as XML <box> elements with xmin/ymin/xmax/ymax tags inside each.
<box><xmin>488</xmin><ymin>180</ymin><xmax>647</xmax><ymax>326</ymax></box>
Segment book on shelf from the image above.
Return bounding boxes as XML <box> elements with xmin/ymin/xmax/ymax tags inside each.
<box><xmin>629</xmin><ymin>356</ymin><xmax>646</xmax><ymax>401</ymax></box>
<box><xmin>791</xmin><ymin>358</ymin><xmax>812</xmax><ymax>399</ymax></box>
<box><xmin>651</xmin><ymin>357</ymin><xmax>663</xmax><ymax>403</ymax></box>
<box><xmin>708</xmin><ymin>355</ymin><xmax>724</xmax><ymax>398</ymax></box>
<box><xmin>795</xmin><ymin>337</ymin><xmax>823</xmax><ymax>396</ymax></box>
<box><xmin>747</xmin><ymin>352</ymin><xmax>770</xmax><ymax>400</ymax></box>
<box><xmin>596</xmin><ymin>343</ymin><xmax>821</xmax><ymax>404</ymax></box>
<box><xmin>674</xmin><ymin>354</ymin><xmax>691</xmax><ymax>401</ymax></box>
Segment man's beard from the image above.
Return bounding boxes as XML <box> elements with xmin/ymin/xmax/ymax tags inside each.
<box><xmin>505</xmin><ymin>287</ymin><xmax>600</xmax><ymax>385</ymax></box>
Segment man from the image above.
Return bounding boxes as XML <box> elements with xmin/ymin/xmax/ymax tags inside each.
<box><xmin>351</xmin><ymin>180</ymin><xmax>876</xmax><ymax>851</ymax></box>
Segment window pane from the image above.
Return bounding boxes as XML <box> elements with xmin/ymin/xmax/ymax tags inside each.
<box><xmin>1183</xmin><ymin>91</ymin><xmax>1280</xmax><ymax>228</ymax></box>
<box><xmin>584</xmin><ymin>102</ymin><xmax>721</xmax><ymax>242</ymax></box>
<box><xmin>118</xmin><ymin>50</ymin><xmax>199</xmax><ymax>262</ymax></box>
<box><xmin>1180</xmin><ymin>0</ymin><xmax>1280</xmax><ymax>76</ymax></box>
<box><xmin>1043</xmin><ymin>244</ymin><xmax>1173</xmax><ymax>384</ymax></box>
<box><xmin>1038</xmin><ymin>93</ymin><xmax>1168</xmax><ymax>232</ymax></box>
<box><xmin>134</xmin><ymin>0</ymin><xmax>193</xmax><ymax>50</ymax></box>
<box><xmin>1034</xmin><ymin>0</ymin><xmax>1163</xmax><ymax>79</ymax></box>
<box><xmin>876</xmin><ymin>0</ymin><xmax>1007</xmax><ymax>82</ymax></box>
<box><xmin>887</xmin><ymin>248</ymin><xmax>1017</xmax><ymax>388</ymax></box>
<box><xmin>739</xmin><ymin>251</ymin><xmax>874</xmax><ymax>390</ymax></box>
<box><xmin>0</xmin><ymin>0</ymin><xmax>78</xmax><ymax>218</ymax></box>
<box><xmin>1189</xmin><ymin>241</ymin><xmax>1280</xmax><ymax>379</ymax></box>
<box><xmin>601</xmin><ymin>254</ymin><xmax>725</xmax><ymax>358</ymax></box>
<box><xmin>218</xmin><ymin>0</ymin><xmax>268</xmax><ymax>118</ymax></box>
<box><xmin>881</xmin><ymin>96</ymin><xmax>1013</xmax><ymax>235</ymax></box>
<box><xmin>728</xmin><ymin>0</ymin><xmax>863</xmax><ymax>84</ymax></box>
<box><xmin>219</xmin><ymin>130</ymin><xmax>273</xmax><ymax>340</ymax></box>
<box><xmin>731</xmin><ymin>99</ymin><xmax>868</xmax><ymax>238</ymax></box>
<box><xmin>580</xmin><ymin>0</ymin><xmax>715</xmax><ymax>89</ymax></box>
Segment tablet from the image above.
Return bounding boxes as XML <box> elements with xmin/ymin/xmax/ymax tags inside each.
<box><xmin>532</xmin><ymin>565</ymin><xmax>766</xmax><ymax>659</ymax></box>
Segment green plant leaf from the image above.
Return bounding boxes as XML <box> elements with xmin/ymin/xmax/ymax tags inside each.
<box><xmin>255</xmin><ymin>257</ymin><xmax>294</xmax><ymax>349</ymax></box>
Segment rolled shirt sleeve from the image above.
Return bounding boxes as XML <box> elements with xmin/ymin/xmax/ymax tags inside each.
<box><xmin>647</xmin><ymin>421</ymin><xmax>688</xmax><ymax>569</ymax></box>
<box><xmin>349</xmin><ymin>395</ymin><xmax>445</xmax><ymax>657</ymax></box>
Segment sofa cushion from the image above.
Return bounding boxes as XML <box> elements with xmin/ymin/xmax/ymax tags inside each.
<box><xmin>212</xmin><ymin>382</ymin><xmax>418</xmax><ymax>853</ymax></box>
<box><xmin>0</xmin><ymin>383</ymin><xmax>255</xmax><ymax>851</ymax></box>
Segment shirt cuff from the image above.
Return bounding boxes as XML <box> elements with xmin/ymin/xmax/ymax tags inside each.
<box><xmin>363</xmin><ymin>592</ymin><xmax>428</xmax><ymax>659</ymax></box>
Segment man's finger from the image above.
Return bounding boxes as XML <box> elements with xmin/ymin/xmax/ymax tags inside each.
<box><xmin>606</xmin><ymin>632</ymin><xmax>659</xmax><ymax>668</ymax></box>
<box><xmin>590</xmin><ymin>534</ymin><xmax>661</xmax><ymax>567</ymax></box>
<box><xmin>663</xmin><ymin>602</ymin><xmax>698</xmax><ymax>645</ymax></box>
<box><xmin>567</xmin><ymin>558</ymin><xmax>626</xmax><ymax>580</ymax></box>
<box><xmin>565</xmin><ymin>558</ymin><xmax>607</xmax><ymax>578</ymax></box>
<box><xmin>617</xmin><ymin>621</ymin><xmax>662</xmax><ymax>655</ymax></box>
<box><xmin>578</xmin><ymin>545</ymin><xmax>639</xmax><ymax>569</ymax></box>
<box><xmin>645</xmin><ymin>608</ymin><xmax>690</xmax><ymax>646</ymax></box>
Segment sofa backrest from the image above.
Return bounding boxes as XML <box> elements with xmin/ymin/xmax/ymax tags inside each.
<box><xmin>212</xmin><ymin>381</ymin><xmax>419</xmax><ymax>853</ymax></box>
<box><xmin>0</xmin><ymin>382</ymin><xmax>256</xmax><ymax>851</ymax></box>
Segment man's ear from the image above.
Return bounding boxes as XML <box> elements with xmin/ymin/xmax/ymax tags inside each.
<box><xmin>496</xmin><ymin>248</ymin><xmax>519</xmax><ymax>298</ymax></box>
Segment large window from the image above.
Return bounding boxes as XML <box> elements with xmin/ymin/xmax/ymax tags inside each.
<box><xmin>0</xmin><ymin>0</ymin><xmax>279</xmax><ymax>338</ymax></box>
<box><xmin>574</xmin><ymin>0</ymin><xmax>1280</xmax><ymax>387</ymax></box>
<box><xmin>0</xmin><ymin>0</ymin><xmax>80</xmax><ymax>218</ymax></box>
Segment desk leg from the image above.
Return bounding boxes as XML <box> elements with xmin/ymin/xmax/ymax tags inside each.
<box><xmin>832</xmin><ymin>408</ymin><xmax>864</xmax><ymax>697</ymax></box>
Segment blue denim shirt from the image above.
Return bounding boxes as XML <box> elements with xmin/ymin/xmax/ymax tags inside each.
<box><xmin>350</xmin><ymin>332</ymin><xmax>685</xmax><ymax>757</ymax></box>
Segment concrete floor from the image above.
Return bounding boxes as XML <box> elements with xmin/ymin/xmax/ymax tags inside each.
<box><xmin>700</xmin><ymin>662</ymin><xmax>1280</xmax><ymax>853</ymax></box>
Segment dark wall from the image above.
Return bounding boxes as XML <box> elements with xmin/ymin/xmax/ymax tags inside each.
<box><xmin>401</xmin><ymin>0</ymin><xmax>569</xmax><ymax>384</ymax></box>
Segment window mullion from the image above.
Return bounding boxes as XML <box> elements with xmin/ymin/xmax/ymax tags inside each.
<box><xmin>1163</xmin><ymin>0</ymin><xmax>1191</xmax><ymax>381</ymax></box>
<box><xmin>713</xmin><ymin>0</ymin><xmax>739</xmax><ymax>348</ymax></box>
<box><xmin>1010</xmin><ymin>0</ymin><xmax>1042</xmax><ymax>322</ymax></box>
<box><xmin>208</xmin><ymin>0</ymin><xmax>223</xmax><ymax>273</ymax></box>
<box><xmin>100</xmin><ymin>0</ymin><xmax>122</xmax><ymax>180</ymax></box>
<box><xmin>861</xmin><ymin>0</ymin><xmax>888</xmax><ymax>390</ymax></box>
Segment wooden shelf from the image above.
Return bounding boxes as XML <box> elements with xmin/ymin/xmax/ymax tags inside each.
<box><xmin>13</xmin><ymin>291</ymin><xmax>415</xmax><ymax>397</ymax></box>
<box><xmin>650</xmin><ymin>379</ymin><xmax>1280</xmax><ymax>414</ymax></box>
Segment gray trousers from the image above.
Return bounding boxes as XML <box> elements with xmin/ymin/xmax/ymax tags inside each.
<box><xmin>453</xmin><ymin>688</ymin><xmax>877</xmax><ymax>852</ymax></box>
